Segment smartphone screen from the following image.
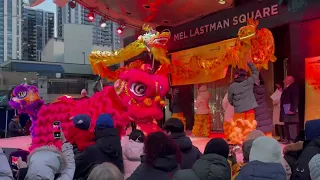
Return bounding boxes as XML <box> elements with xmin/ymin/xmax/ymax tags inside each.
<box><xmin>53</xmin><ymin>121</ymin><xmax>61</xmax><ymax>139</ymax></box>
<box><xmin>11</xmin><ymin>156</ymin><xmax>18</xmax><ymax>169</ymax></box>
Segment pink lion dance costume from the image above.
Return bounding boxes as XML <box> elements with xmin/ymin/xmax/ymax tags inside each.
<box><xmin>25</xmin><ymin>65</ymin><xmax>168</xmax><ymax>152</ymax></box>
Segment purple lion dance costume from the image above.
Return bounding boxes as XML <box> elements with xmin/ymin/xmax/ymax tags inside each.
<box><xmin>9</xmin><ymin>84</ymin><xmax>44</xmax><ymax>137</ymax></box>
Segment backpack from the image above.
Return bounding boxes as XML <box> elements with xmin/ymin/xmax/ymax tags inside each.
<box><xmin>291</xmin><ymin>139</ymin><xmax>320</xmax><ymax>180</ymax></box>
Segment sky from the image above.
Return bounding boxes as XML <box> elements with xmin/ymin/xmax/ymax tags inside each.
<box><xmin>24</xmin><ymin>0</ymin><xmax>56</xmax><ymax>13</ymax></box>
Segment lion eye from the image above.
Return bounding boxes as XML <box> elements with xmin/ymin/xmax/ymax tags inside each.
<box><xmin>17</xmin><ymin>91</ymin><xmax>27</xmax><ymax>99</ymax></box>
<box><xmin>130</xmin><ymin>83</ymin><xmax>146</xmax><ymax>97</ymax></box>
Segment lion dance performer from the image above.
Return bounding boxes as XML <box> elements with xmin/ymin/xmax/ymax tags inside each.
<box><xmin>9</xmin><ymin>84</ymin><xmax>44</xmax><ymax>138</ymax></box>
<box><xmin>224</xmin><ymin>54</ymin><xmax>258</xmax><ymax>145</ymax></box>
<box><xmin>192</xmin><ymin>84</ymin><xmax>211</xmax><ymax>137</ymax></box>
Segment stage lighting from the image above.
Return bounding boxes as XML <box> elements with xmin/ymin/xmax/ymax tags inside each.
<box><xmin>69</xmin><ymin>0</ymin><xmax>76</xmax><ymax>9</ymax></box>
<box><xmin>117</xmin><ymin>26</ymin><xmax>123</xmax><ymax>34</ymax></box>
<box><xmin>100</xmin><ymin>19</ymin><xmax>107</xmax><ymax>28</ymax></box>
<box><xmin>88</xmin><ymin>12</ymin><xmax>95</xmax><ymax>21</ymax></box>
<box><xmin>219</xmin><ymin>0</ymin><xmax>226</xmax><ymax>4</ymax></box>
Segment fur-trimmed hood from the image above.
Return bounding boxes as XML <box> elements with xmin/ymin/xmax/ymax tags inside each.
<box><xmin>25</xmin><ymin>145</ymin><xmax>67</xmax><ymax>180</ymax></box>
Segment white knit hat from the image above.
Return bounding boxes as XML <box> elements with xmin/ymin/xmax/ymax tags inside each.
<box><xmin>309</xmin><ymin>154</ymin><xmax>320</xmax><ymax>180</ymax></box>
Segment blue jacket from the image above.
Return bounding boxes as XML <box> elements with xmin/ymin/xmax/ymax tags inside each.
<box><xmin>236</xmin><ymin>160</ymin><xmax>286</xmax><ymax>180</ymax></box>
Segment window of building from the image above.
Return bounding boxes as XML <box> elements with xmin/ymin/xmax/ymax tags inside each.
<box><xmin>47</xmin><ymin>79</ymin><xmax>86</xmax><ymax>94</ymax></box>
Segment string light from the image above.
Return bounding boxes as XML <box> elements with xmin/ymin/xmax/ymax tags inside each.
<box><xmin>88</xmin><ymin>11</ymin><xmax>95</xmax><ymax>21</ymax></box>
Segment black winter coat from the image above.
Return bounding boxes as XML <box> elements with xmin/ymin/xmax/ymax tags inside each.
<box><xmin>253</xmin><ymin>84</ymin><xmax>273</xmax><ymax>133</ymax></box>
<box><xmin>280</xmin><ymin>83</ymin><xmax>299</xmax><ymax>123</ymax></box>
<box><xmin>8</xmin><ymin>121</ymin><xmax>23</xmax><ymax>137</ymax></box>
<box><xmin>291</xmin><ymin>139</ymin><xmax>320</xmax><ymax>180</ymax></box>
<box><xmin>74</xmin><ymin>128</ymin><xmax>123</xmax><ymax>179</ymax></box>
<box><xmin>170</xmin><ymin>132</ymin><xmax>202</xmax><ymax>169</ymax></box>
<box><xmin>127</xmin><ymin>154</ymin><xmax>180</xmax><ymax>180</ymax></box>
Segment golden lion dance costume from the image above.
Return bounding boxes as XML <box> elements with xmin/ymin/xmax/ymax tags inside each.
<box><xmin>221</xmin><ymin>19</ymin><xmax>275</xmax><ymax>145</ymax></box>
<box><xmin>224</xmin><ymin>110</ymin><xmax>257</xmax><ymax>144</ymax></box>
<box><xmin>88</xmin><ymin>20</ymin><xmax>275</xmax><ymax>142</ymax></box>
<box><xmin>192</xmin><ymin>85</ymin><xmax>211</xmax><ymax>137</ymax></box>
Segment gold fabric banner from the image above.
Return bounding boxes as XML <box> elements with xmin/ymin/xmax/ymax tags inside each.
<box><xmin>305</xmin><ymin>56</ymin><xmax>320</xmax><ymax>122</ymax></box>
<box><xmin>171</xmin><ymin>38</ymin><xmax>236</xmax><ymax>86</ymax></box>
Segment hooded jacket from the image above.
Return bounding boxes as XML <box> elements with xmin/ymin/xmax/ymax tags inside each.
<box><xmin>228</xmin><ymin>62</ymin><xmax>259</xmax><ymax>113</ymax></box>
<box><xmin>173</xmin><ymin>154</ymin><xmax>231</xmax><ymax>180</ymax></box>
<box><xmin>253</xmin><ymin>83</ymin><xmax>273</xmax><ymax>133</ymax></box>
<box><xmin>127</xmin><ymin>154</ymin><xmax>179</xmax><ymax>180</ymax></box>
<box><xmin>236</xmin><ymin>161</ymin><xmax>286</xmax><ymax>180</ymax></box>
<box><xmin>0</xmin><ymin>148</ymin><xmax>14</xmax><ymax>180</ymax></box>
<box><xmin>74</xmin><ymin>128</ymin><xmax>123</xmax><ymax>179</ymax></box>
<box><xmin>236</xmin><ymin>136</ymin><xmax>286</xmax><ymax>180</ymax></box>
<box><xmin>195</xmin><ymin>85</ymin><xmax>210</xmax><ymax>114</ymax></box>
<box><xmin>25</xmin><ymin>143</ymin><xmax>75</xmax><ymax>180</ymax></box>
<box><xmin>123</xmin><ymin>140</ymin><xmax>144</xmax><ymax>179</ymax></box>
<box><xmin>170</xmin><ymin>132</ymin><xmax>202</xmax><ymax>169</ymax></box>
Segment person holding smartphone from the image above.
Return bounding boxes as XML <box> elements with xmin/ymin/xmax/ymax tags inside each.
<box><xmin>24</xmin><ymin>126</ymin><xmax>75</xmax><ymax>180</ymax></box>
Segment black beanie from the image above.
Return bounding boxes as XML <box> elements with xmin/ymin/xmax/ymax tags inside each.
<box><xmin>204</xmin><ymin>138</ymin><xmax>229</xmax><ymax>158</ymax></box>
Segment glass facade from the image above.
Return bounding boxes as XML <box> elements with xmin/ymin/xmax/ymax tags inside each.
<box><xmin>0</xmin><ymin>0</ymin><xmax>4</xmax><ymax>62</ymax></box>
<box><xmin>7</xmin><ymin>0</ymin><xmax>13</xmax><ymax>60</ymax></box>
<box><xmin>22</xmin><ymin>8</ymin><xmax>54</xmax><ymax>61</ymax></box>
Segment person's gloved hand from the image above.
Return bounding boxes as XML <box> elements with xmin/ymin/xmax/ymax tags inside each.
<box><xmin>17</xmin><ymin>157</ymin><xmax>27</xmax><ymax>169</ymax></box>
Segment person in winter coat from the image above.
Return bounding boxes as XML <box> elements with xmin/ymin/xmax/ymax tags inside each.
<box><xmin>222</xmin><ymin>91</ymin><xmax>234</xmax><ymax>123</ymax></box>
<box><xmin>127</xmin><ymin>131</ymin><xmax>181</xmax><ymax>180</ymax></box>
<box><xmin>192</xmin><ymin>84</ymin><xmax>211</xmax><ymax>137</ymax></box>
<box><xmin>253</xmin><ymin>74</ymin><xmax>273</xmax><ymax>136</ymax></box>
<box><xmin>88</xmin><ymin>162</ymin><xmax>124</xmax><ymax>180</ymax></box>
<box><xmin>227</xmin><ymin>54</ymin><xmax>259</xmax><ymax>143</ymax></box>
<box><xmin>24</xmin><ymin>132</ymin><xmax>75</xmax><ymax>180</ymax></box>
<box><xmin>0</xmin><ymin>147</ymin><xmax>14</xmax><ymax>180</ymax></box>
<box><xmin>222</xmin><ymin>91</ymin><xmax>235</xmax><ymax>143</ymax></box>
<box><xmin>123</xmin><ymin>130</ymin><xmax>145</xmax><ymax>179</ymax></box>
<box><xmin>309</xmin><ymin>154</ymin><xmax>320</xmax><ymax>180</ymax></box>
<box><xmin>232</xmin><ymin>132</ymin><xmax>291</xmax><ymax>180</ymax></box>
<box><xmin>74</xmin><ymin>114</ymin><xmax>123</xmax><ymax>179</ymax></box>
<box><xmin>8</xmin><ymin>116</ymin><xmax>24</xmax><ymax>137</ymax></box>
<box><xmin>164</xmin><ymin>118</ymin><xmax>202</xmax><ymax>169</ymax></box>
<box><xmin>171</xmin><ymin>88</ymin><xmax>186</xmax><ymax>129</ymax></box>
<box><xmin>236</xmin><ymin>136</ymin><xmax>286</xmax><ymax>180</ymax></box>
<box><xmin>272</xmin><ymin>83</ymin><xmax>285</xmax><ymax>141</ymax></box>
<box><xmin>228</xmin><ymin>54</ymin><xmax>259</xmax><ymax>114</ymax></box>
<box><xmin>284</xmin><ymin>119</ymin><xmax>320</xmax><ymax>180</ymax></box>
<box><xmin>173</xmin><ymin>138</ymin><xmax>231</xmax><ymax>180</ymax></box>
<box><xmin>280</xmin><ymin>76</ymin><xmax>299</xmax><ymax>143</ymax></box>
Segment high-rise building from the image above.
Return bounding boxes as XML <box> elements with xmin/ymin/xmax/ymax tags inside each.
<box><xmin>57</xmin><ymin>3</ymin><xmax>121</xmax><ymax>50</ymax></box>
<box><xmin>22</xmin><ymin>7</ymin><xmax>54</xmax><ymax>61</ymax></box>
<box><xmin>0</xmin><ymin>0</ymin><xmax>23</xmax><ymax>63</ymax></box>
